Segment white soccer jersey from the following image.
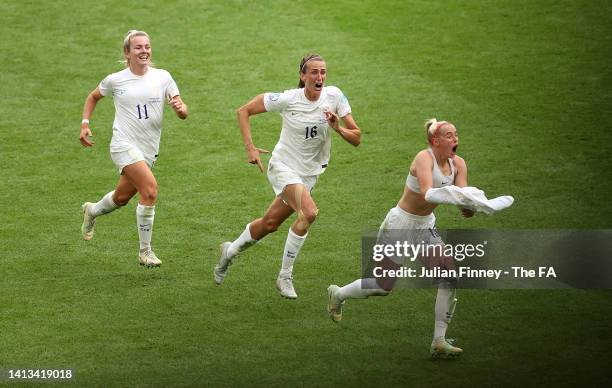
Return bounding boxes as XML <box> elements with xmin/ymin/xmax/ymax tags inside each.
<box><xmin>98</xmin><ymin>67</ymin><xmax>179</xmax><ymax>159</ymax></box>
<box><xmin>263</xmin><ymin>86</ymin><xmax>352</xmax><ymax>176</ymax></box>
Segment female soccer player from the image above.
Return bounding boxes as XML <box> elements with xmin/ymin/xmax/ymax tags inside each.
<box><xmin>79</xmin><ymin>30</ymin><xmax>188</xmax><ymax>267</ymax></box>
<box><xmin>214</xmin><ymin>54</ymin><xmax>361</xmax><ymax>299</ymax></box>
<box><xmin>327</xmin><ymin>119</ymin><xmax>472</xmax><ymax>358</ymax></box>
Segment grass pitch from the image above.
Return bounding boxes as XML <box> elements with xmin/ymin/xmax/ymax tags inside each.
<box><xmin>1</xmin><ymin>0</ymin><xmax>611</xmax><ymax>386</ymax></box>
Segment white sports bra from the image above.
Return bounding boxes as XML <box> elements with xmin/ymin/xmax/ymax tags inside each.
<box><xmin>406</xmin><ymin>148</ymin><xmax>455</xmax><ymax>193</ymax></box>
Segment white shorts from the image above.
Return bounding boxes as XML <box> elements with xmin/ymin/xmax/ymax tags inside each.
<box><xmin>267</xmin><ymin>160</ymin><xmax>319</xmax><ymax>196</ymax></box>
<box><xmin>379</xmin><ymin>206</ymin><xmax>436</xmax><ymax>231</ymax></box>
<box><xmin>376</xmin><ymin>206</ymin><xmax>443</xmax><ymax>264</ymax></box>
<box><xmin>110</xmin><ymin>146</ymin><xmax>156</xmax><ymax>173</ymax></box>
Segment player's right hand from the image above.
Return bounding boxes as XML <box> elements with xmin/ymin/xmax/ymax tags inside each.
<box><xmin>246</xmin><ymin>145</ymin><xmax>270</xmax><ymax>173</ymax></box>
<box><xmin>79</xmin><ymin>126</ymin><xmax>95</xmax><ymax>147</ymax></box>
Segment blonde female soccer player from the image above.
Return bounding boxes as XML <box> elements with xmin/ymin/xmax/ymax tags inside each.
<box><xmin>328</xmin><ymin>119</ymin><xmax>472</xmax><ymax>358</ymax></box>
<box><xmin>79</xmin><ymin>30</ymin><xmax>188</xmax><ymax>267</ymax></box>
<box><xmin>214</xmin><ymin>54</ymin><xmax>361</xmax><ymax>299</ymax></box>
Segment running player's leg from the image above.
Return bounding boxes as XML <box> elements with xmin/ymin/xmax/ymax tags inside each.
<box><xmin>122</xmin><ymin>161</ymin><xmax>161</xmax><ymax>266</ymax></box>
<box><xmin>214</xmin><ymin>196</ymin><xmax>294</xmax><ymax>285</ymax></box>
<box><xmin>81</xmin><ymin>175</ymin><xmax>136</xmax><ymax>241</ymax></box>
<box><xmin>327</xmin><ymin>207</ymin><xmax>413</xmax><ymax>321</ymax></box>
<box><xmin>274</xmin><ymin>183</ymin><xmax>317</xmax><ymax>298</ymax></box>
<box><xmin>431</xmin><ymin>254</ymin><xmax>462</xmax><ymax>357</ymax></box>
<box><xmin>327</xmin><ymin>263</ymin><xmax>394</xmax><ymax>322</ymax></box>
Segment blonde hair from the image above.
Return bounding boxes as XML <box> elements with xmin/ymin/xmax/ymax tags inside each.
<box><xmin>425</xmin><ymin>118</ymin><xmax>450</xmax><ymax>145</ymax></box>
<box><xmin>298</xmin><ymin>53</ymin><xmax>325</xmax><ymax>88</ymax></box>
<box><xmin>121</xmin><ymin>30</ymin><xmax>152</xmax><ymax>67</ymax></box>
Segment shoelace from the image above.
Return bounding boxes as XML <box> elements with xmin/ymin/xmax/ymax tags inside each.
<box><xmin>221</xmin><ymin>247</ymin><xmax>235</xmax><ymax>268</ymax></box>
<box><xmin>280</xmin><ymin>277</ymin><xmax>294</xmax><ymax>287</ymax></box>
<box><xmin>142</xmin><ymin>250</ymin><xmax>158</xmax><ymax>260</ymax></box>
<box><xmin>85</xmin><ymin>214</ymin><xmax>95</xmax><ymax>227</ymax></box>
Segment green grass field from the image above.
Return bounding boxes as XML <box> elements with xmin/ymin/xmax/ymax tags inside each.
<box><xmin>1</xmin><ymin>0</ymin><xmax>611</xmax><ymax>386</ymax></box>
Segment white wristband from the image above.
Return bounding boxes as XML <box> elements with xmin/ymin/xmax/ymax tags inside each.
<box><xmin>81</xmin><ymin>119</ymin><xmax>90</xmax><ymax>125</ymax></box>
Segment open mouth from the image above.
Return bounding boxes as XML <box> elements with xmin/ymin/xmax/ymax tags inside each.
<box><xmin>314</xmin><ymin>82</ymin><xmax>323</xmax><ymax>89</ymax></box>
<box><xmin>452</xmin><ymin>145</ymin><xmax>458</xmax><ymax>153</ymax></box>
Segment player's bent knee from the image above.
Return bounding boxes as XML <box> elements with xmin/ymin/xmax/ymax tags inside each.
<box><xmin>296</xmin><ymin>207</ymin><xmax>318</xmax><ymax>230</ymax></box>
<box><xmin>302</xmin><ymin>209</ymin><xmax>318</xmax><ymax>225</ymax></box>
<box><xmin>140</xmin><ymin>185</ymin><xmax>158</xmax><ymax>203</ymax></box>
<box><xmin>303</xmin><ymin>207</ymin><xmax>318</xmax><ymax>225</ymax></box>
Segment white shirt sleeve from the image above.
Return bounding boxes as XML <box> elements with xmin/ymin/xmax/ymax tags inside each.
<box><xmin>335</xmin><ymin>88</ymin><xmax>352</xmax><ymax>118</ymax></box>
<box><xmin>263</xmin><ymin>91</ymin><xmax>290</xmax><ymax>112</ymax></box>
<box><xmin>98</xmin><ymin>74</ymin><xmax>113</xmax><ymax>97</ymax></box>
<box><xmin>164</xmin><ymin>71</ymin><xmax>180</xmax><ymax>99</ymax></box>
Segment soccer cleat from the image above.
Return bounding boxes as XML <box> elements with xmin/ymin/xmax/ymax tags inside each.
<box><xmin>81</xmin><ymin>202</ymin><xmax>96</xmax><ymax>241</ymax></box>
<box><xmin>327</xmin><ymin>284</ymin><xmax>345</xmax><ymax>322</ymax></box>
<box><xmin>213</xmin><ymin>242</ymin><xmax>233</xmax><ymax>285</ymax></box>
<box><xmin>276</xmin><ymin>274</ymin><xmax>298</xmax><ymax>299</ymax></box>
<box><xmin>139</xmin><ymin>249</ymin><xmax>162</xmax><ymax>267</ymax></box>
<box><xmin>430</xmin><ymin>337</ymin><xmax>463</xmax><ymax>358</ymax></box>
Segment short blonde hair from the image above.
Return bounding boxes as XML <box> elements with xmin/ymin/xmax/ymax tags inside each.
<box><xmin>425</xmin><ymin>118</ymin><xmax>450</xmax><ymax>145</ymax></box>
<box><xmin>121</xmin><ymin>30</ymin><xmax>152</xmax><ymax>67</ymax></box>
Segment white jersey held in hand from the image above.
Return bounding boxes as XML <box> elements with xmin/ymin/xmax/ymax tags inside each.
<box><xmin>98</xmin><ymin>67</ymin><xmax>180</xmax><ymax>160</ymax></box>
<box><xmin>425</xmin><ymin>185</ymin><xmax>514</xmax><ymax>215</ymax></box>
<box><xmin>263</xmin><ymin>86</ymin><xmax>352</xmax><ymax>176</ymax></box>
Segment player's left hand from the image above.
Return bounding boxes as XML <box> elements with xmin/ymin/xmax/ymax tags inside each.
<box><xmin>168</xmin><ymin>96</ymin><xmax>187</xmax><ymax>117</ymax></box>
<box><xmin>324</xmin><ymin>110</ymin><xmax>340</xmax><ymax>131</ymax></box>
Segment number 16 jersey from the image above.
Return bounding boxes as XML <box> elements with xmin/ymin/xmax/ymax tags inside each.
<box><xmin>263</xmin><ymin>86</ymin><xmax>352</xmax><ymax>176</ymax></box>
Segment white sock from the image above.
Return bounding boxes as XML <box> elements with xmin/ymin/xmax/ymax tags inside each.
<box><xmin>227</xmin><ymin>223</ymin><xmax>257</xmax><ymax>257</ymax></box>
<box><xmin>136</xmin><ymin>204</ymin><xmax>155</xmax><ymax>251</ymax></box>
<box><xmin>90</xmin><ymin>191</ymin><xmax>120</xmax><ymax>217</ymax></box>
<box><xmin>433</xmin><ymin>281</ymin><xmax>456</xmax><ymax>339</ymax></box>
<box><xmin>337</xmin><ymin>278</ymin><xmax>389</xmax><ymax>300</ymax></box>
<box><xmin>279</xmin><ymin>228</ymin><xmax>307</xmax><ymax>277</ymax></box>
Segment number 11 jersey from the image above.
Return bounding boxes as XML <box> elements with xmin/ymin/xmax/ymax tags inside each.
<box><xmin>98</xmin><ymin>67</ymin><xmax>180</xmax><ymax>160</ymax></box>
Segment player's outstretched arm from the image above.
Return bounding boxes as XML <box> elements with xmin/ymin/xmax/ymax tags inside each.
<box><xmin>237</xmin><ymin>94</ymin><xmax>270</xmax><ymax>173</ymax></box>
<box><xmin>79</xmin><ymin>87</ymin><xmax>104</xmax><ymax>147</ymax></box>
